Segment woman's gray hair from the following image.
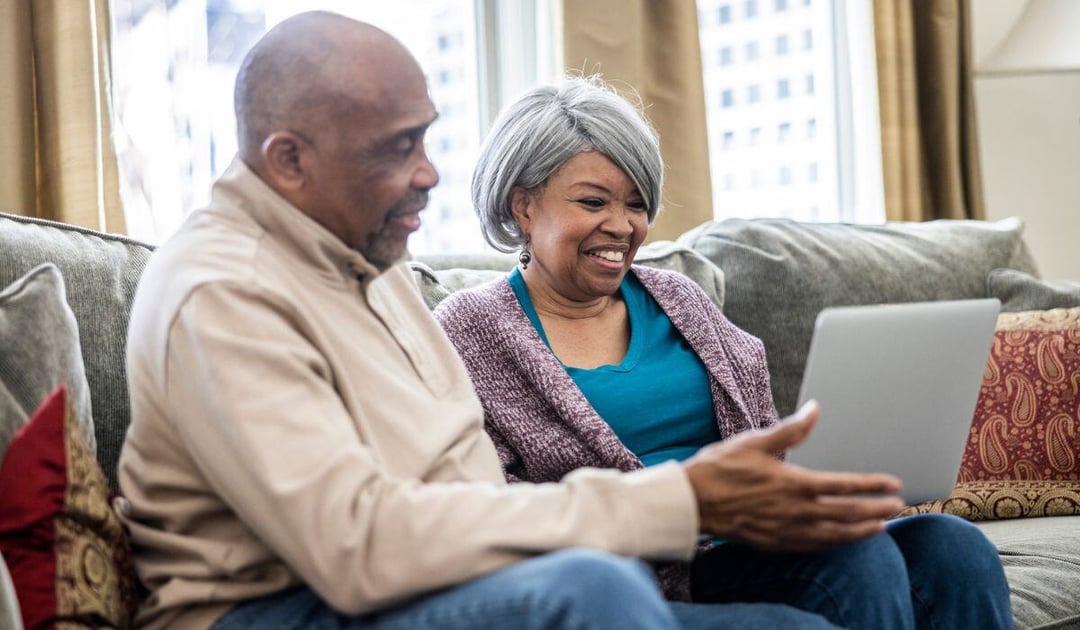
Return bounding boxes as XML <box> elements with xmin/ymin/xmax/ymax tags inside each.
<box><xmin>472</xmin><ymin>75</ymin><xmax>664</xmax><ymax>252</ymax></box>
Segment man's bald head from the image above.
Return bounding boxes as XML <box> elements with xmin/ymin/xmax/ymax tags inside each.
<box><xmin>234</xmin><ymin>11</ymin><xmax>424</xmax><ymax>164</ymax></box>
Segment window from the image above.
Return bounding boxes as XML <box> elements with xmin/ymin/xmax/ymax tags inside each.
<box><xmin>779</xmin><ymin>165</ymin><xmax>792</xmax><ymax>185</ymax></box>
<box><xmin>775</xmin><ymin>34</ymin><xmax>789</xmax><ymax>56</ymax></box>
<box><xmin>720</xmin><ymin>46</ymin><xmax>733</xmax><ymax>65</ymax></box>
<box><xmin>718</xmin><ymin>4</ymin><xmax>732</xmax><ymax>23</ymax></box>
<box><xmin>744</xmin><ymin>41</ymin><xmax>760</xmax><ymax>61</ymax></box>
<box><xmin>777</xmin><ymin>78</ymin><xmax>790</xmax><ymax>99</ymax></box>
<box><xmin>110</xmin><ymin>0</ymin><xmax>558</xmax><ymax>252</ymax></box>
<box><xmin>722</xmin><ymin>130</ymin><xmax>736</xmax><ymax>149</ymax></box>
<box><xmin>745</xmin><ymin>0</ymin><xmax>758</xmax><ymax>18</ymax></box>
<box><xmin>748</xmin><ymin>126</ymin><xmax>762</xmax><ymax>146</ymax></box>
<box><xmin>778</xmin><ymin>122</ymin><xmax>791</xmax><ymax>143</ymax></box>
<box><xmin>747</xmin><ymin>84</ymin><xmax>761</xmax><ymax>104</ymax></box>
<box><xmin>721</xmin><ymin>89</ymin><xmax>735</xmax><ymax>108</ymax></box>
<box><xmin>698</xmin><ymin>0</ymin><xmax>884</xmax><ymax>222</ymax></box>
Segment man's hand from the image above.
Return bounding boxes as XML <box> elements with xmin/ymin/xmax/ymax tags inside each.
<box><xmin>683</xmin><ymin>400</ymin><xmax>904</xmax><ymax>552</ymax></box>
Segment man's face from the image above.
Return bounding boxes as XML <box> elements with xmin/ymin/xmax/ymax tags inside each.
<box><xmin>305</xmin><ymin>68</ymin><xmax>439</xmax><ymax>269</ymax></box>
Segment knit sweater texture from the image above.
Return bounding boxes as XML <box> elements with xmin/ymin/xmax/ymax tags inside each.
<box><xmin>435</xmin><ymin>265</ymin><xmax>780</xmax><ymax>599</ymax></box>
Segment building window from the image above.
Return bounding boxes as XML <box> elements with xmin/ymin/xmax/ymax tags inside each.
<box><xmin>802</xmin><ymin>29</ymin><xmax>813</xmax><ymax>50</ymax></box>
<box><xmin>808</xmin><ymin>162</ymin><xmax>819</xmax><ymax>182</ymax></box>
<box><xmin>721</xmin><ymin>89</ymin><xmax>735</xmax><ymax>108</ymax></box>
<box><xmin>775</xmin><ymin>34</ymin><xmax>789</xmax><ymax>56</ymax></box>
<box><xmin>807</xmin><ymin>117</ymin><xmax>817</xmax><ymax>139</ymax></box>
<box><xmin>747</xmin><ymin>84</ymin><xmax>761</xmax><ymax>104</ymax></box>
<box><xmin>779</xmin><ymin>165</ymin><xmax>792</xmax><ymax>185</ymax></box>
<box><xmin>718</xmin><ymin>4</ymin><xmax>732</xmax><ymax>23</ymax></box>
<box><xmin>749</xmin><ymin>126</ymin><xmax>762</xmax><ymax>146</ymax></box>
<box><xmin>777</xmin><ymin>78</ymin><xmax>790</xmax><ymax>99</ymax></box>
<box><xmin>805</xmin><ymin>74</ymin><xmax>815</xmax><ymax>95</ymax></box>
<box><xmin>775</xmin><ymin>0</ymin><xmax>788</xmax><ymax>11</ymax></box>
<box><xmin>744</xmin><ymin>41</ymin><xmax>760</xmax><ymax>61</ymax></box>
<box><xmin>778</xmin><ymin>122</ymin><xmax>791</xmax><ymax>142</ymax></box>
<box><xmin>722</xmin><ymin>130</ymin><xmax>736</xmax><ymax>149</ymax></box>
<box><xmin>720</xmin><ymin>46</ymin><xmax>733</xmax><ymax>65</ymax></box>
<box><xmin>745</xmin><ymin>0</ymin><xmax>758</xmax><ymax>18</ymax></box>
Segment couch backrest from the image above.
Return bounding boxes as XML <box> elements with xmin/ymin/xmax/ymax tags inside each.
<box><xmin>0</xmin><ymin>213</ymin><xmax>153</xmax><ymax>492</ymax></box>
<box><xmin>1</xmin><ymin>210</ymin><xmax>1040</xmax><ymax>486</ymax></box>
<box><xmin>679</xmin><ymin>217</ymin><xmax>1040</xmax><ymax>416</ymax></box>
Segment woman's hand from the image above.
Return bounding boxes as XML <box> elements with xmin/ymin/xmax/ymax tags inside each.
<box><xmin>682</xmin><ymin>400</ymin><xmax>904</xmax><ymax>551</ymax></box>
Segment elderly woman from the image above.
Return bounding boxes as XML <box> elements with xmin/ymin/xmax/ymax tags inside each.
<box><xmin>434</xmin><ymin>76</ymin><xmax>1012</xmax><ymax>629</ymax></box>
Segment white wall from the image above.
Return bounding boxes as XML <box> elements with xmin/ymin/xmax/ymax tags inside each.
<box><xmin>971</xmin><ymin>0</ymin><xmax>1080</xmax><ymax>280</ymax></box>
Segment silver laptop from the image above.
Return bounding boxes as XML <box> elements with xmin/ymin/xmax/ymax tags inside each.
<box><xmin>787</xmin><ymin>298</ymin><xmax>1001</xmax><ymax>505</ymax></box>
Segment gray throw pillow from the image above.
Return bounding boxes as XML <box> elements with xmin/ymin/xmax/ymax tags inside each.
<box><xmin>987</xmin><ymin>268</ymin><xmax>1080</xmax><ymax>312</ymax></box>
<box><xmin>0</xmin><ymin>212</ymin><xmax>154</xmax><ymax>493</ymax></box>
<box><xmin>0</xmin><ymin>263</ymin><xmax>95</xmax><ymax>462</ymax></box>
<box><xmin>679</xmin><ymin>217</ymin><xmax>1039</xmax><ymax>416</ymax></box>
<box><xmin>410</xmin><ymin>241</ymin><xmax>724</xmax><ymax>311</ymax></box>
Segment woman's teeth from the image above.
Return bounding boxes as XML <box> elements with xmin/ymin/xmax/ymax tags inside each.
<box><xmin>590</xmin><ymin>251</ymin><xmax>624</xmax><ymax>262</ymax></box>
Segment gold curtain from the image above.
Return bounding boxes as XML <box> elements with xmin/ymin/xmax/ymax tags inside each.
<box><xmin>561</xmin><ymin>0</ymin><xmax>712</xmax><ymax>241</ymax></box>
<box><xmin>0</xmin><ymin>0</ymin><xmax>126</xmax><ymax>232</ymax></box>
<box><xmin>874</xmin><ymin>0</ymin><xmax>984</xmax><ymax>221</ymax></box>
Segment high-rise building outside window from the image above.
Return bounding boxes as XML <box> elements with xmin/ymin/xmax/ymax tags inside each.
<box><xmin>697</xmin><ymin>0</ymin><xmax>883</xmax><ymax>222</ymax></box>
<box><xmin>110</xmin><ymin>0</ymin><xmax>558</xmax><ymax>252</ymax></box>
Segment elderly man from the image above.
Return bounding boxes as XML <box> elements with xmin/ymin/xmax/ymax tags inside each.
<box><xmin>117</xmin><ymin>11</ymin><xmax>905</xmax><ymax>629</ymax></box>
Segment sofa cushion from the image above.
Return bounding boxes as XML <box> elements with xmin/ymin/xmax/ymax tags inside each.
<box><xmin>977</xmin><ymin>516</ymin><xmax>1080</xmax><ymax>629</ymax></box>
<box><xmin>989</xmin><ymin>269</ymin><xmax>1080</xmax><ymax>312</ymax></box>
<box><xmin>0</xmin><ymin>213</ymin><xmax>154</xmax><ymax>493</ymax></box>
<box><xmin>0</xmin><ymin>385</ymin><xmax>134</xmax><ymax>629</ymax></box>
<box><xmin>900</xmin><ymin>308</ymin><xmax>1080</xmax><ymax>521</ymax></box>
<box><xmin>1</xmin><ymin>264</ymin><xmax>95</xmax><ymax>462</ymax></box>
<box><xmin>412</xmin><ymin>240</ymin><xmax>725</xmax><ymax>311</ymax></box>
<box><xmin>678</xmin><ymin>217</ymin><xmax>1039</xmax><ymax>415</ymax></box>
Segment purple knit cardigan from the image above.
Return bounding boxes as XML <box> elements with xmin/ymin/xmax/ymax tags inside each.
<box><xmin>434</xmin><ymin>265</ymin><xmax>780</xmax><ymax>599</ymax></box>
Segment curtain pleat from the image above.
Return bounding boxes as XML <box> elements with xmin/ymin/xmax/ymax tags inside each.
<box><xmin>561</xmin><ymin>0</ymin><xmax>713</xmax><ymax>240</ymax></box>
<box><xmin>0</xmin><ymin>0</ymin><xmax>125</xmax><ymax>233</ymax></box>
<box><xmin>874</xmin><ymin>0</ymin><xmax>984</xmax><ymax>221</ymax></box>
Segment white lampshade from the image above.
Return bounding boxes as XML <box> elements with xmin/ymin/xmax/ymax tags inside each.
<box><xmin>978</xmin><ymin>0</ymin><xmax>1080</xmax><ymax>76</ymax></box>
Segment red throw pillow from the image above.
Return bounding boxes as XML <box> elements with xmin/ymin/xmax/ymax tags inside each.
<box><xmin>0</xmin><ymin>385</ymin><xmax>134</xmax><ymax>628</ymax></box>
<box><xmin>902</xmin><ymin>308</ymin><xmax>1080</xmax><ymax>520</ymax></box>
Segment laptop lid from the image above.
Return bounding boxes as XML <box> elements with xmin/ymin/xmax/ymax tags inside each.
<box><xmin>787</xmin><ymin>298</ymin><xmax>1001</xmax><ymax>505</ymax></box>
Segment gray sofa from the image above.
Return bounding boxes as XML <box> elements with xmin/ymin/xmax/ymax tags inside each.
<box><xmin>1</xmin><ymin>211</ymin><xmax>1078</xmax><ymax>629</ymax></box>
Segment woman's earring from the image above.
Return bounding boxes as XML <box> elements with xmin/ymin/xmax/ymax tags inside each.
<box><xmin>518</xmin><ymin>237</ymin><xmax>532</xmax><ymax>270</ymax></box>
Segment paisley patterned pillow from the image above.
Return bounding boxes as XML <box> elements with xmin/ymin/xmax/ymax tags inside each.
<box><xmin>901</xmin><ymin>308</ymin><xmax>1080</xmax><ymax>520</ymax></box>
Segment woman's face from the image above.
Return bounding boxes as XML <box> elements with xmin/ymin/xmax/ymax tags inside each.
<box><xmin>511</xmin><ymin>150</ymin><xmax>650</xmax><ymax>303</ymax></box>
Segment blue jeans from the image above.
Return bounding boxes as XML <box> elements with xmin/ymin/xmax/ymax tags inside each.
<box><xmin>691</xmin><ymin>514</ymin><xmax>1013</xmax><ymax>629</ymax></box>
<box><xmin>213</xmin><ymin>548</ymin><xmax>838</xmax><ymax>629</ymax></box>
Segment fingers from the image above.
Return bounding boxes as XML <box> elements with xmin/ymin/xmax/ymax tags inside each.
<box><xmin>792</xmin><ymin>494</ymin><xmax>905</xmax><ymax>523</ymax></box>
<box><xmin>787</xmin><ymin>466</ymin><xmax>903</xmax><ymax>497</ymax></box>
<box><xmin>716</xmin><ymin>493</ymin><xmax>902</xmax><ymax>551</ymax></box>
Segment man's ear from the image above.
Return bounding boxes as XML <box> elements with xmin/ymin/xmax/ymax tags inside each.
<box><xmin>260</xmin><ymin>131</ymin><xmax>308</xmax><ymax>193</ymax></box>
<box><xmin>510</xmin><ymin>187</ymin><xmax>533</xmax><ymax>232</ymax></box>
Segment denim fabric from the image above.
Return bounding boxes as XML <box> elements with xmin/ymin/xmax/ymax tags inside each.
<box><xmin>690</xmin><ymin>513</ymin><xmax>1013</xmax><ymax>630</ymax></box>
<box><xmin>213</xmin><ymin>548</ymin><xmax>839</xmax><ymax>629</ymax></box>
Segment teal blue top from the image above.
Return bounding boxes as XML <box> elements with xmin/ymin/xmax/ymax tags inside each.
<box><xmin>508</xmin><ymin>268</ymin><xmax>720</xmax><ymax>466</ymax></box>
